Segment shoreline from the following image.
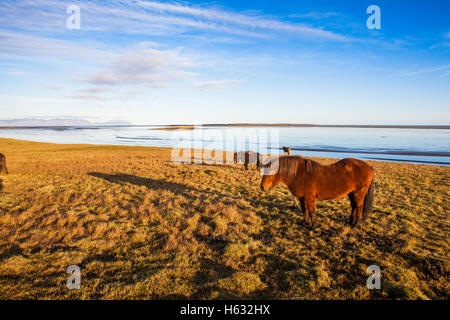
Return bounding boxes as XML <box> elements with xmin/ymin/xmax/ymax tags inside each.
<box><xmin>1</xmin><ymin>123</ymin><xmax>450</xmax><ymax>130</ymax></box>
<box><xmin>1</xmin><ymin>137</ymin><xmax>449</xmax><ymax>167</ymax></box>
<box><xmin>284</xmin><ymin>147</ymin><xmax>450</xmax><ymax>158</ymax></box>
<box><xmin>202</xmin><ymin>123</ymin><xmax>450</xmax><ymax>130</ymax></box>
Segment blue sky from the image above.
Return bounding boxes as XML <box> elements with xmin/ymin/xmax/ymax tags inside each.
<box><xmin>0</xmin><ymin>0</ymin><xmax>449</xmax><ymax>125</ymax></box>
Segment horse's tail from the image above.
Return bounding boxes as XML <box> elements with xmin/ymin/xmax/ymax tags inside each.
<box><xmin>362</xmin><ymin>176</ymin><xmax>374</xmax><ymax>220</ymax></box>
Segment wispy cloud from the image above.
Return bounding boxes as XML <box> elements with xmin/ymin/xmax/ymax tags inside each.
<box><xmin>194</xmin><ymin>79</ymin><xmax>241</xmax><ymax>90</ymax></box>
<box><xmin>77</xmin><ymin>86</ymin><xmax>114</xmax><ymax>94</ymax></box>
<box><xmin>75</xmin><ymin>47</ymin><xmax>196</xmax><ymax>86</ymax></box>
<box><xmin>137</xmin><ymin>1</ymin><xmax>348</xmax><ymax>40</ymax></box>
<box><xmin>67</xmin><ymin>93</ymin><xmax>110</xmax><ymax>101</ymax></box>
<box><xmin>67</xmin><ymin>86</ymin><xmax>155</xmax><ymax>101</ymax></box>
<box><xmin>430</xmin><ymin>31</ymin><xmax>450</xmax><ymax>50</ymax></box>
<box><xmin>0</xmin><ymin>0</ymin><xmax>348</xmax><ymax>41</ymax></box>
<box><xmin>67</xmin><ymin>86</ymin><xmax>116</xmax><ymax>101</ymax></box>
<box><xmin>401</xmin><ymin>64</ymin><xmax>450</xmax><ymax>76</ymax></box>
<box><xmin>289</xmin><ymin>11</ymin><xmax>341</xmax><ymax>19</ymax></box>
<box><xmin>41</xmin><ymin>84</ymin><xmax>63</xmax><ymax>90</ymax></box>
<box><xmin>0</xmin><ymin>30</ymin><xmax>109</xmax><ymax>59</ymax></box>
<box><xmin>7</xmin><ymin>69</ymin><xmax>37</xmax><ymax>76</ymax></box>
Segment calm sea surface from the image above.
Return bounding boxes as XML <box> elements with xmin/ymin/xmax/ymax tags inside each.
<box><xmin>0</xmin><ymin>126</ymin><xmax>449</xmax><ymax>166</ymax></box>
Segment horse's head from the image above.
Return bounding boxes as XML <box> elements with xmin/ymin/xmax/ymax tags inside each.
<box><xmin>260</xmin><ymin>157</ymin><xmax>281</xmax><ymax>191</ymax></box>
<box><xmin>260</xmin><ymin>173</ymin><xmax>281</xmax><ymax>191</ymax></box>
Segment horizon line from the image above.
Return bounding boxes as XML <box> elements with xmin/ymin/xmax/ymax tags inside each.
<box><xmin>1</xmin><ymin>123</ymin><xmax>449</xmax><ymax>130</ymax></box>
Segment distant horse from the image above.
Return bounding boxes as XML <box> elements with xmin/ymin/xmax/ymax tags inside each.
<box><xmin>234</xmin><ymin>151</ymin><xmax>261</xmax><ymax>170</ymax></box>
<box><xmin>260</xmin><ymin>156</ymin><xmax>374</xmax><ymax>227</ymax></box>
<box><xmin>0</xmin><ymin>153</ymin><xmax>7</xmax><ymax>174</ymax></box>
<box><xmin>282</xmin><ymin>146</ymin><xmax>291</xmax><ymax>155</ymax></box>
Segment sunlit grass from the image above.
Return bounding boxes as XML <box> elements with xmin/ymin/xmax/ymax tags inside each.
<box><xmin>0</xmin><ymin>138</ymin><xmax>448</xmax><ymax>299</ymax></box>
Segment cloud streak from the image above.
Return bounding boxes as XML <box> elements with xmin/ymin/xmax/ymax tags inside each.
<box><xmin>289</xmin><ymin>11</ymin><xmax>341</xmax><ymax>19</ymax></box>
<box><xmin>401</xmin><ymin>64</ymin><xmax>450</xmax><ymax>76</ymax></box>
<box><xmin>0</xmin><ymin>0</ymin><xmax>348</xmax><ymax>41</ymax></box>
<box><xmin>75</xmin><ymin>47</ymin><xmax>196</xmax><ymax>86</ymax></box>
<box><xmin>194</xmin><ymin>79</ymin><xmax>241</xmax><ymax>90</ymax></box>
<box><xmin>0</xmin><ymin>30</ymin><xmax>110</xmax><ymax>59</ymax></box>
<box><xmin>137</xmin><ymin>1</ymin><xmax>348</xmax><ymax>40</ymax></box>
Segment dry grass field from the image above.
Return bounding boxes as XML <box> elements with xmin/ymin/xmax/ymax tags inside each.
<box><xmin>0</xmin><ymin>137</ymin><xmax>448</xmax><ymax>299</ymax></box>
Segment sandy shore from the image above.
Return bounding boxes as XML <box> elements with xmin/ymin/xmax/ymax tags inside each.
<box><xmin>150</xmin><ymin>125</ymin><xmax>196</xmax><ymax>131</ymax></box>
<box><xmin>0</xmin><ymin>138</ymin><xmax>448</xmax><ymax>299</ymax></box>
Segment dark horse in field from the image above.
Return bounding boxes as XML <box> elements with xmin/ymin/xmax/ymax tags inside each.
<box><xmin>0</xmin><ymin>153</ymin><xmax>7</xmax><ymax>174</ymax></box>
<box><xmin>260</xmin><ymin>156</ymin><xmax>374</xmax><ymax>227</ymax></box>
<box><xmin>234</xmin><ymin>151</ymin><xmax>261</xmax><ymax>170</ymax></box>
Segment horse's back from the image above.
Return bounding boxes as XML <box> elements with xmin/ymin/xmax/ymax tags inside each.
<box><xmin>342</xmin><ymin>158</ymin><xmax>372</xmax><ymax>171</ymax></box>
<box><xmin>307</xmin><ymin>158</ymin><xmax>372</xmax><ymax>200</ymax></box>
<box><xmin>334</xmin><ymin>158</ymin><xmax>373</xmax><ymax>183</ymax></box>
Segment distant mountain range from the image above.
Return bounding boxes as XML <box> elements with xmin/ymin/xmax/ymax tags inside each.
<box><xmin>0</xmin><ymin>118</ymin><xmax>132</xmax><ymax>127</ymax></box>
<box><xmin>0</xmin><ymin>119</ymin><xmax>448</xmax><ymax>129</ymax></box>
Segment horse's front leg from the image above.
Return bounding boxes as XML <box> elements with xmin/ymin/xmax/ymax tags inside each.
<box><xmin>299</xmin><ymin>198</ymin><xmax>310</xmax><ymax>227</ymax></box>
<box><xmin>305</xmin><ymin>197</ymin><xmax>317</xmax><ymax>228</ymax></box>
<box><xmin>300</xmin><ymin>197</ymin><xmax>317</xmax><ymax>228</ymax></box>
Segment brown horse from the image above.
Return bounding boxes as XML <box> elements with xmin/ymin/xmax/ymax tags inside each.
<box><xmin>282</xmin><ymin>146</ymin><xmax>291</xmax><ymax>155</ymax></box>
<box><xmin>0</xmin><ymin>153</ymin><xmax>7</xmax><ymax>174</ymax></box>
<box><xmin>260</xmin><ymin>156</ymin><xmax>374</xmax><ymax>227</ymax></box>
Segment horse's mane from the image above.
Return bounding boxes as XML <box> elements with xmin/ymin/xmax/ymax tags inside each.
<box><xmin>277</xmin><ymin>156</ymin><xmax>319</xmax><ymax>178</ymax></box>
<box><xmin>262</xmin><ymin>155</ymin><xmax>320</xmax><ymax>177</ymax></box>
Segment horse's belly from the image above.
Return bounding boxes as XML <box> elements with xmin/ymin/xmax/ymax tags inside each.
<box><xmin>318</xmin><ymin>188</ymin><xmax>351</xmax><ymax>200</ymax></box>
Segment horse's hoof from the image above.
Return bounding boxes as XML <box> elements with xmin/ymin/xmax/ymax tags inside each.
<box><xmin>351</xmin><ymin>221</ymin><xmax>360</xmax><ymax>228</ymax></box>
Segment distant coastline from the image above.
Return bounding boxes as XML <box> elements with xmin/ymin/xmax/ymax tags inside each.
<box><xmin>1</xmin><ymin>123</ymin><xmax>449</xmax><ymax>130</ymax></box>
<box><xmin>202</xmin><ymin>123</ymin><xmax>450</xmax><ymax>129</ymax></box>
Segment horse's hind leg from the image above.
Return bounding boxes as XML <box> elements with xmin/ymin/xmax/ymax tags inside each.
<box><xmin>348</xmin><ymin>192</ymin><xmax>357</xmax><ymax>226</ymax></box>
<box><xmin>349</xmin><ymin>191</ymin><xmax>364</xmax><ymax>227</ymax></box>
<box><xmin>307</xmin><ymin>198</ymin><xmax>317</xmax><ymax>228</ymax></box>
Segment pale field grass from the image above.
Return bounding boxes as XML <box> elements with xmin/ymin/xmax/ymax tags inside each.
<box><xmin>0</xmin><ymin>138</ymin><xmax>448</xmax><ymax>299</ymax></box>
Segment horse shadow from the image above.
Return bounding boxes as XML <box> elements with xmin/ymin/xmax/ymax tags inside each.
<box><xmin>88</xmin><ymin>172</ymin><xmax>195</xmax><ymax>196</ymax></box>
<box><xmin>87</xmin><ymin>172</ymin><xmax>239</xmax><ymax>202</ymax></box>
